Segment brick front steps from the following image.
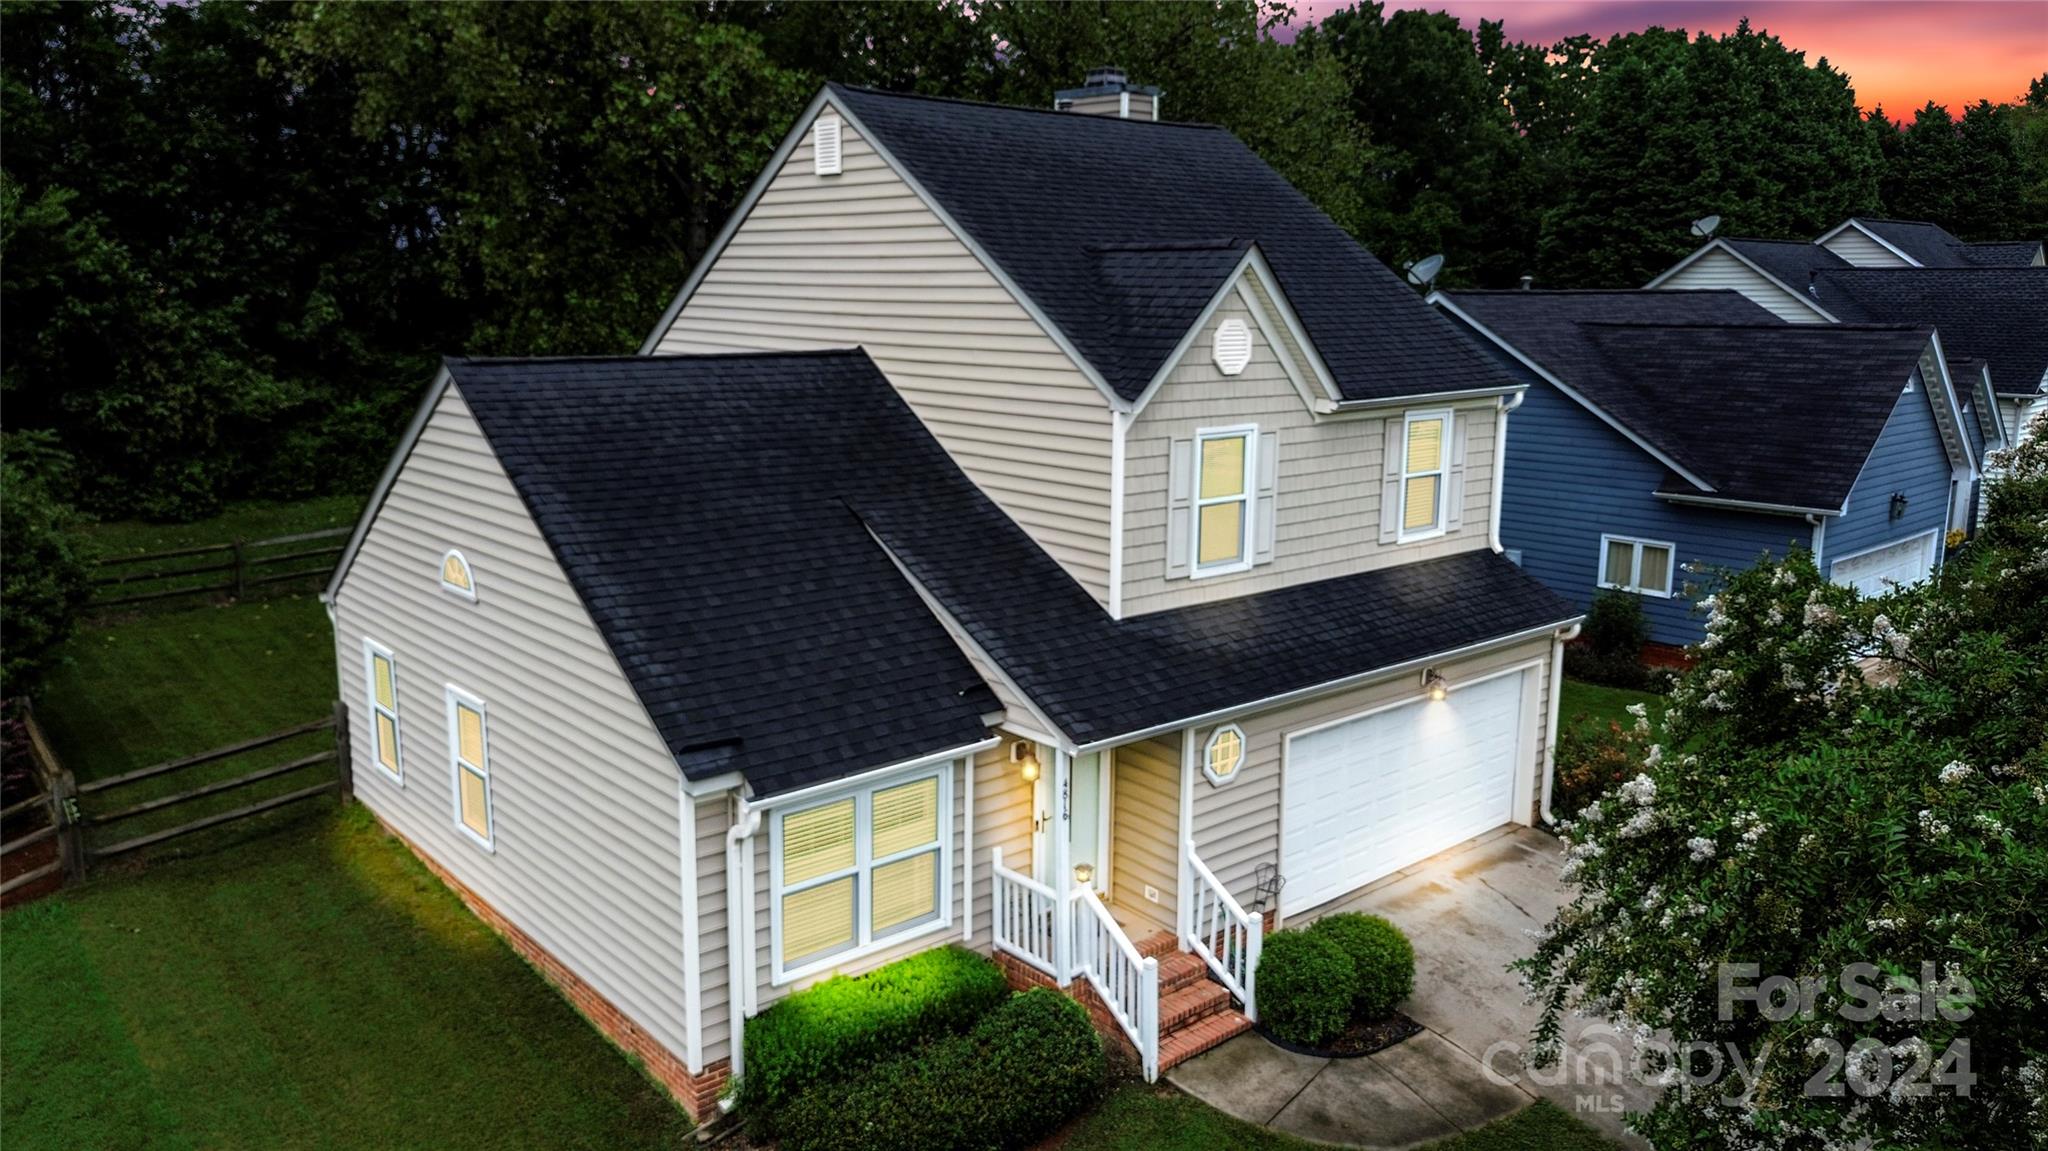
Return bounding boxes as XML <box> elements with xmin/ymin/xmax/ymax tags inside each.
<box><xmin>1136</xmin><ymin>930</ymin><xmax>1255</xmax><ymax>1072</ymax></box>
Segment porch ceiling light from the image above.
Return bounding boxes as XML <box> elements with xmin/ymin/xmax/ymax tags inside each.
<box><xmin>1012</xmin><ymin>740</ymin><xmax>1041</xmax><ymax>783</ymax></box>
<box><xmin>1424</xmin><ymin>669</ymin><xmax>1449</xmax><ymax>701</ymax></box>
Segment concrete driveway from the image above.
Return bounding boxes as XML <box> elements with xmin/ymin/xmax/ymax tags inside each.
<box><xmin>1168</xmin><ymin>826</ymin><xmax>1656</xmax><ymax>1148</ymax></box>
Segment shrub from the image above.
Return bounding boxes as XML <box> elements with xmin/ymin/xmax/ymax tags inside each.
<box><xmin>738</xmin><ymin>945</ymin><xmax>1009</xmax><ymax>1118</ymax></box>
<box><xmin>1254</xmin><ymin>929</ymin><xmax>1354</xmax><ymax>1046</ymax></box>
<box><xmin>1</xmin><ymin>435</ymin><xmax>93</xmax><ymax>697</ymax></box>
<box><xmin>1566</xmin><ymin>589</ymin><xmax>1652</xmax><ymax>688</ymax></box>
<box><xmin>1552</xmin><ymin>716</ymin><xmax>1653</xmax><ymax>822</ymax></box>
<box><xmin>775</xmin><ymin>988</ymin><xmax>1104</xmax><ymax>1151</ymax></box>
<box><xmin>1308</xmin><ymin>913</ymin><xmax>1414</xmax><ymax>1018</ymax></box>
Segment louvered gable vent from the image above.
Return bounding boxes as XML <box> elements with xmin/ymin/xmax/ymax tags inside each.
<box><xmin>1213</xmin><ymin>318</ymin><xmax>1252</xmax><ymax>375</ymax></box>
<box><xmin>813</xmin><ymin>115</ymin><xmax>842</xmax><ymax>176</ymax></box>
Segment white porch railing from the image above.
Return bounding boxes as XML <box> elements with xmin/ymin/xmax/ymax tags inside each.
<box><xmin>1070</xmin><ymin>883</ymin><xmax>1161</xmax><ymax>1081</ymax></box>
<box><xmin>1185</xmin><ymin>839</ymin><xmax>1262</xmax><ymax>1021</ymax></box>
<box><xmin>990</xmin><ymin>847</ymin><xmax>1059</xmax><ymax>978</ymax></box>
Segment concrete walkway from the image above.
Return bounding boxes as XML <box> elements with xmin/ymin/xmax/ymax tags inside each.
<box><xmin>1167</xmin><ymin>827</ymin><xmax>1655</xmax><ymax>1148</ymax></box>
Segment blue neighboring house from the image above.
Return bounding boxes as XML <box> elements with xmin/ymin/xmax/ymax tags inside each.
<box><xmin>1430</xmin><ymin>290</ymin><xmax>1979</xmax><ymax>647</ymax></box>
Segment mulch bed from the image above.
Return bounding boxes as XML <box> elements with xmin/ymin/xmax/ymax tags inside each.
<box><xmin>1256</xmin><ymin>1011</ymin><xmax>1423</xmax><ymax>1059</ymax></box>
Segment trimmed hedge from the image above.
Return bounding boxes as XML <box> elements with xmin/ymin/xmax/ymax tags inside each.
<box><xmin>1255</xmin><ymin>929</ymin><xmax>1354</xmax><ymax>1046</ymax></box>
<box><xmin>738</xmin><ymin>945</ymin><xmax>1010</xmax><ymax>1117</ymax></box>
<box><xmin>1309</xmin><ymin>913</ymin><xmax>1415</xmax><ymax>1018</ymax></box>
<box><xmin>776</xmin><ymin>988</ymin><xmax>1105</xmax><ymax>1151</ymax></box>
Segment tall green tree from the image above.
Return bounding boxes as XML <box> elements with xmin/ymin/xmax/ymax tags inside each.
<box><xmin>1537</xmin><ymin>21</ymin><xmax>1881</xmax><ymax>288</ymax></box>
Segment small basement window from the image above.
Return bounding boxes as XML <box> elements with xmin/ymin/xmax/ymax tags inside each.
<box><xmin>772</xmin><ymin>766</ymin><xmax>951</xmax><ymax>983</ymax></box>
<box><xmin>1599</xmin><ymin>534</ymin><xmax>1675</xmax><ymax>597</ymax></box>
<box><xmin>441</xmin><ymin>550</ymin><xmax>476</xmax><ymax>601</ymax></box>
<box><xmin>364</xmin><ymin>640</ymin><xmax>403</xmax><ymax>783</ymax></box>
<box><xmin>447</xmin><ymin>688</ymin><xmax>494</xmax><ymax>849</ymax></box>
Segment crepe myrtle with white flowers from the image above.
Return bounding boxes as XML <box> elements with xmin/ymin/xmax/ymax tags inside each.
<box><xmin>1514</xmin><ymin>418</ymin><xmax>2048</xmax><ymax>1151</ymax></box>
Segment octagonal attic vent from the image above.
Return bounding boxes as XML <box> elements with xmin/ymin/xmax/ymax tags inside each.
<box><xmin>1213</xmin><ymin>319</ymin><xmax>1252</xmax><ymax>375</ymax></box>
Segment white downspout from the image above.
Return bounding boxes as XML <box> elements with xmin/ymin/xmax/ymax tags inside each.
<box><xmin>1490</xmin><ymin>392</ymin><xmax>1525</xmax><ymax>554</ymax></box>
<box><xmin>1538</xmin><ymin>621</ymin><xmax>1582</xmax><ymax>825</ymax></box>
<box><xmin>721</xmin><ymin>795</ymin><xmax>762</xmax><ymax>1108</ymax></box>
<box><xmin>1806</xmin><ymin>512</ymin><xmax>1827</xmax><ymax>570</ymax></box>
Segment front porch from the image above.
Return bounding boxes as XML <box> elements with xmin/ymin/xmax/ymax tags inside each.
<box><xmin>977</xmin><ymin>734</ymin><xmax>1266</xmax><ymax>1081</ymax></box>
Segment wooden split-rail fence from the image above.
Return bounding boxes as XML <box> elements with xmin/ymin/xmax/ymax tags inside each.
<box><xmin>90</xmin><ymin>526</ymin><xmax>350</xmax><ymax>609</ymax></box>
<box><xmin>0</xmin><ymin>701</ymin><xmax>353</xmax><ymax>900</ymax></box>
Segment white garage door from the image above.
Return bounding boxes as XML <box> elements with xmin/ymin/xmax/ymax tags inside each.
<box><xmin>1830</xmin><ymin>531</ymin><xmax>1936</xmax><ymax>597</ymax></box>
<box><xmin>1281</xmin><ymin>671</ymin><xmax>1526</xmax><ymax>915</ymax></box>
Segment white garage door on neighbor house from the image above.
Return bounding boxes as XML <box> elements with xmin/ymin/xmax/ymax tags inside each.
<box><xmin>1830</xmin><ymin>530</ymin><xmax>1938</xmax><ymax>597</ymax></box>
<box><xmin>1280</xmin><ymin>670</ymin><xmax>1530</xmax><ymax>916</ymax></box>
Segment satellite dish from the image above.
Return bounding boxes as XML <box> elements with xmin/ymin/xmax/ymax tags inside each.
<box><xmin>1404</xmin><ymin>254</ymin><xmax>1445</xmax><ymax>289</ymax></box>
<box><xmin>1691</xmin><ymin>215</ymin><xmax>1722</xmax><ymax>238</ymax></box>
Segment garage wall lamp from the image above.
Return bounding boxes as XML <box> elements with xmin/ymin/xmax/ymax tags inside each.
<box><xmin>1889</xmin><ymin>492</ymin><xmax>1908</xmax><ymax>521</ymax></box>
<box><xmin>1423</xmin><ymin>669</ymin><xmax>1449</xmax><ymax>701</ymax></box>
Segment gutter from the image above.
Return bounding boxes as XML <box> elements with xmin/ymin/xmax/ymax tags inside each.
<box><xmin>1538</xmin><ymin>620</ymin><xmax>1584</xmax><ymax>825</ymax></box>
<box><xmin>1072</xmin><ymin>617</ymin><xmax>1580</xmax><ymax>754</ymax></box>
<box><xmin>1656</xmin><ymin>491</ymin><xmax>1841</xmax><ymax>518</ymax></box>
<box><xmin>1312</xmin><ymin>384</ymin><xmax>1523</xmax><ymax>415</ymax></box>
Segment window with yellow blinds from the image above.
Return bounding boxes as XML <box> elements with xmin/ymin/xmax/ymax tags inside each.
<box><xmin>445</xmin><ymin>687</ymin><xmax>494</xmax><ymax>849</ymax></box>
<box><xmin>1193</xmin><ymin>426</ymin><xmax>1255</xmax><ymax>575</ymax></box>
<box><xmin>771</xmin><ymin>767</ymin><xmax>951</xmax><ymax>982</ymax></box>
<box><xmin>1400</xmin><ymin>410</ymin><xmax>1450</xmax><ymax>540</ymax></box>
<box><xmin>363</xmin><ymin>640</ymin><xmax>403</xmax><ymax>783</ymax></box>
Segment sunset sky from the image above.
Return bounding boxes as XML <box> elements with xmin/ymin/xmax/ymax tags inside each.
<box><xmin>1289</xmin><ymin>1</ymin><xmax>2047</xmax><ymax>115</ymax></box>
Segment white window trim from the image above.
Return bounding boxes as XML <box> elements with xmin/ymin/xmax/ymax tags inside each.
<box><xmin>445</xmin><ymin>685</ymin><xmax>495</xmax><ymax>851</ymax></box>
<box><xmin>362</xmin><ymin>639</ymin><xmax>403</xmax><ymax>786</ymax></box>
<box><xmin>1397</xmin><ymin>408</ymin><xmax>1452</xmax><ymax>543</ymax></box>
<box><xmin>1202</xmin><ymin>723</ymin><xmax>1247</xmax><ymax>787</ymax></box>
<box><xmin>1597</xmin><ymin>533</ymin><xmax>1677</xmax><ymax>598</ymax></box>
<box><xmin>769</xmin><ymin>762</ymin><xmax>954</xmax><ymax>986</ymax></box>
<box><xmin>1190</xmin><ymin>424</ymin><xmax>1257</xmax><ymax>579</ymax></box>
<box><xmin>440</xmin><ymin>549</ymin><xmax>477</xmax><ymax>602</ymax></box>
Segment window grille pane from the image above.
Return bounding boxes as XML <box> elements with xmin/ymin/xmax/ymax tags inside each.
<box><xmin>1639</xmin><ymin>545</ymin><xmax>1673</xmax><ymax>593</ymax></box>
<box><xmin>872</xmin><ymin>778</ymin><xmax>939</xmax><ymax>858</ymax></box>
<box><xmin>783</xmin><ymin>799</ymin><xmax>856</xmax><ymax>886</ymax></box>
<box><xmin>373</xmin><ymin>656</ymin><xmax>395</xmax><ymax>710</ymax></box>
<box><xmin>376</xmin><ymin>714</ymin><xmax>399</xmax><ymax>771</ymax></box>
<box><xmin>1406</xmin><ymin>418</ymin><xmax>1443</xmax><ymax>474</ymax></box>
<box><xmin>1197</xmin><ymin>503</ymin><xmax>1244</xmax><ymax>565</ymax></box>
<box><xmin>443</xmin><ymin>554</ymin><xmax>471</xmax><ymax>591</ymax></box>
<box><xmin>459</xmin><ymin>767</ymin><xmax>489</xmax><ymax>836</ymax></box>
<box><xmin>456</xmin><ymin>704</ymin><xmax>484</xmax><ymax>768</ymax></box>
<box><xmin>783</xmin><ymin>876</ymin><xmax>856</xmax><ymax>964</ymax></box>
<box><xmin>1606</xmin><ymin>539</ymin><xmax>1634</xmax><ymax>585</ymax></box>
<box><xmin>871</xmin><ymin>851</ymin><xmax>939</xmax><ymax>936</ymax></box>
<box><xmin>1199</xmin><ymin>436</ymin><xmax>1246</xmax><ymax>500</ymax></box>
<box><xmin>1403</xmin><ymin>475</ymin><xmax>1440</xmax><ymax>531</ymax></box>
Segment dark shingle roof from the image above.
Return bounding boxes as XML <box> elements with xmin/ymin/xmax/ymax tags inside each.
<box><xmin>1721</xmin><ymin>238</ymin><xmax>1850</xmax><ymax>301</ymax></box>
<box><xmin>1811</xmin><ymin>268</ymin><xmax>2048</xmax><ymax>397</ymax></box>
<box><xmin>1845</xmin><ymin>219</ymin><xmax>2045</xmax><ymax>269</ymax></box>
<box><xmin>446</xmin><ymin>349</ymin><xmax>1575</xmax><ymax>784</ymax></box>
<box><xmin>447</xmin><ymin>351</ymin><xmax>995</xmax><ymax>797</ymax></box>
<box><xmin>830</xmin><ymin>84</ymin><xmax>1516</xmax><ymax>404</ymax></box>
<box><xmin>1094</xmin><ymin>240</ymin><xmax>1249</xmax><ymax>396</ymax></box>
<box><xmin>1439</xmin><ymin>291</ymin><xmax>1934</xmax><ymax>509</ymax></box>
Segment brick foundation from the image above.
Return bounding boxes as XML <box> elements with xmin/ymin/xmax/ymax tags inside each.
<box><xmin>370</xmin><ymin>813</ymin><xmax>729</xmax><ymax>1120</ymax></box>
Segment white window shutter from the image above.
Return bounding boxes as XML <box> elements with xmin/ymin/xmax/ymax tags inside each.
<box><xmin>814</xmin><ymin>115</ymin><xmax>842</xmax><ymax>176</ymax></box>
<box><xmin>1378</xmin><ymin>419</ymin><xmax>1403</xmax><ymax>544</ymax></box>
<box><xmin>1445</xmin><ymin>413</ymin><xmax>1469</xmax><ymax>532</ymax></box>
<box><xmin>1166</xmin><ymin>438</ymin><xmax>1194</xmax><ymax>579</ymax></box>
<box><xmin>1253</xmin><ymin>431</ymin><xmax>1278</xmax><ymax>564</ymax></box>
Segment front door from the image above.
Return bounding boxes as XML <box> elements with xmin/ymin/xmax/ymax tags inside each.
<box><xmin>1034</xmin><ymin>748</ymin><xmax>1110</xmax><ymax>893</ymax></box>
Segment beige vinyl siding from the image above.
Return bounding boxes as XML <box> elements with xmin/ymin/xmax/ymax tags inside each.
<box><xmin>654</xmin><ymin>111</ymin><xmax>1115</xmax><ymax>604</ymax></box>
<box><xmin>1123</xmin><ymin>288</ymin><xmax>1496</xmax><ymax>615</ymax></box>
<box><xmin>1186</xmin><ymin>635</ymin><xmax>1554</xmax><ymax>908</ymax></box>
<box><xmin>330</xmin><ymin>385</ymin><xmax>689</xmax><ymax>1061</ymax></box>
<box><xmin>695</xmin><ymin>793</ymin><xmax>733</xmax><ymax>1066</ymax></box>
<box><xmin>1660</xmin><ymin>249</ymin><xmax>1829</xmax><ymax>323</ymax></box>
<box><xmin>972</xmin><ymin>742</ymin><xmax>1036</xmax><ymax>948</ymax></box>
<box><xmin>1110</xmin><ymin>737</ymin><xmax>1180</xmax><ymax>932</ymax></box>
<box><xmin>1821</xmin><ymin>228</ymin><xmax>1913</xmax><ymax>267</ymax></box>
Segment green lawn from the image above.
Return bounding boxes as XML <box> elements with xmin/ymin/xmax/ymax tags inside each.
<box><xmin>82</xmin><ymin>495</ymin><xmax>364</xmax><ymax>558</ymax></box>
<box><xmin>0</xmin><ymin>807</ymin><xmax>694</xmax><ymax>1151</ymax></box>
<box><xmin>1057</xmin><ymin>1085</ymin><xmax>1618</xmax><ymax>1151</ymax></box>
<box><xmin>1558</xmin><ymin>677</ymin><xmax>1666</xmax><ymax>737</ymax></box>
